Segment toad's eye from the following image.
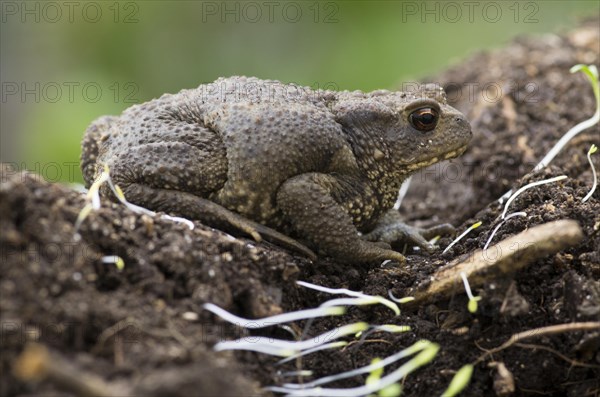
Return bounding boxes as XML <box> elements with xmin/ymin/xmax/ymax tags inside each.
<box><xmin>409</xmin><ymin>107</ymin><xmax>439</xmax><ymax>132</ymax></box>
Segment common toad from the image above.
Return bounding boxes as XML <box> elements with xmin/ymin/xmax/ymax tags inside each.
<box><xmin>81</xmin><ymin>76</ymin><xmax>471</xmax><ymax>263</ymax></box>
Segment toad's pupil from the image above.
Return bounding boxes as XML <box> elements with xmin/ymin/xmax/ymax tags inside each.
<box><xmin>420</xmin><ymin>113</ymin><xmax>434</xmax><ymax>123</ymax></box>
<box><xmin>410</xmin><ymin>107</ymin><xmax>439</xmax><ymax>131</ymax></box>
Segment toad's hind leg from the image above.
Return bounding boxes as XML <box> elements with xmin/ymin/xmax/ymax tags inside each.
<box><xmin>120</xmin><ymin>183</ymin><xmax>316</xmax><ymax>260</ymax></box>
<box><xmin>106</xmin><ymin>142</ymin><xmax>315</xmax><ymax>259</ymax></box>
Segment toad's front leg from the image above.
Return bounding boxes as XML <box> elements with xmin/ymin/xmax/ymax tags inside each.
<box><xmin>276</xmin><ymin>173</ymin><xmax>406</xmax><ymax>264</ymax></box>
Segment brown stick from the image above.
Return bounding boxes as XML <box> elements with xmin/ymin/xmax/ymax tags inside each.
<box><xmin>13</xmin><ymin>343</ymin><xmax>128</xmax><ymax>397</ymax></box>
<box><xmin>405</xmin><ymin>219</ymin><xmax>584</xmax><ymax>306</ymax></box>
<box><xmin>497</xmin><ymin>322</ymin><xmax>600</xmax><ymax>351</ymax></box>
<box><xmin>474</xmin><ymin>322</ymin><xmax>600</xmax><ymax>364</ymax></box>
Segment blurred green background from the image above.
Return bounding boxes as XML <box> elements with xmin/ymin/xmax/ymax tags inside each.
<box><xmin>1</xmin><ymin>0</ymin><xmax>597</xmax><ymax>183</ymax></box>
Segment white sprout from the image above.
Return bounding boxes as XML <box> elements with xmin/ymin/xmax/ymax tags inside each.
<box><xmin>213</xmin><ymin>322</ymin><xmax>368</xmax><ymax>357</ymax></box>
<box><xmin>266</xmin><ymin>342</ymin><xmax>440</xmax><ymax>396</ymax></box>
<box><xmin>354</xmin><ymin>324</ymin><xmax>411</xmax><ymax>340</ymax></box>
<box><xmin>371</xmin><ymin>324</ymin><xmax>411</xmax><ymax>333</ymax></box>
<box><xmin>203</xmin><ymin>303</ymin><xmax>345</xmax><ymax>329</ymax></box>
<box><xmin>101</xmin><ymin>255</ymin><xmax>125</xmax><ymax>271</ymax></box>
<box><xmin>460</xmin><ymin>272</ymin><xmax>481</xmax><ymax>314</ymax></box>
<box><xmin>442</xmin><ymin>221</ymin><xmax>482</xmax><ymax>254</ymax></box>
<box><xmin>106</xmin><ymin>174</ymin><xmax>195</xmax><ymax>229</ymax></box>
<box><xmin>89</xmin><ymin>172</ymin><xmax>110</xmax><ymax>209</ymax></box>
<box><xmin>74</xmin><ymin>166</ymin><xmax>111</xmax><ymax>231</ymax></box>
<box><xmin>318</xmin><ymin>297</ymin><xmax>395</xmax><ymax>312</ymax></box>
<box><xmin>161</xmin><ymin>214</ymin><xmax>195</xmax><ymax>229</ymax></box>
<box><xmin>277</xmin><ymin>370</ymin><xmax>313</xmax><ymax>378</ymax></box>
<box><xmin>460</xmin><ymin>272</ymin><xmax>475</xmax><ymax>301</ymax></box>
<box><xmin>276</xmin><ymin>342</ymin><xmax>348</xmax><ymax>365</ymax></box>
<box><xmin>388</xmin><ymin>290</ymin><xmax>415</xmax><ymax>304</ymax></box>
<box><xmin>297</xmin><ymin>281</ymin><xmax>400</xmax><ymax>316</ymax></box>
<box><xmin>501</xmin><ymin>175</ymin><xmax>567</xmax><ymax>219</ymax></box>
<box><xmin>483</xmin><ymin>212</ymin><xmax>527</xmax><ymax>250</ymax></box>
<box><xmin>582</xmin><ymin>144</ymin><xmax>598</xmax><ymax>202</ymax></box>
<box><xmin>393</xmin><ymin>176</ymin><xmax>412</xmax><ymax>210</ymax></box>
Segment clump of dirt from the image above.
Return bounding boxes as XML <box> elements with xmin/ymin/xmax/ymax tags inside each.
<box><xmin>1</xmin><ymin>19</ymin><xmax>599</xmax><ymax>397</ymax></box>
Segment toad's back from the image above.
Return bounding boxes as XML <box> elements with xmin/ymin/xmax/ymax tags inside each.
<box><xmin>84</xmin><ymin>76</ymin><xmax>357</xmax><ymax>226</ymax></box>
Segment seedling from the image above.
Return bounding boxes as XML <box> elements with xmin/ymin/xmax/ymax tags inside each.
<box><xmin>213</xmin><ymin>322</ymin><xmax>369</xmax><ymax>357</ymax></box>
<box><xmin>483</xmin><ymin>211</ymin><xmax>527</xmax><ymax>250</ymax></box>
<box><xmin>499</xmin><ymin>64</ymin><xmax>599</xmax><ymax>203</ymax></box>
<box><xmin>388</xmin><ymin>291</ymin><xmax>415</xmax><ymax>304</ymax></box>
<box><xmin>393</xmin><ymin>176</ymin><xmax>412</xmax><ymax>211</ymax></box>
<box><xmin>533</xmin><ymin>64</ymin><xmax>599</xmax><ymax>172</ymax></box>
<box><xmin>268</xmin><ymin>342</ymin><xmax>440</xmax><ymax>396</ymax></box>
<box><xmin>74</xmin><ymin>165</ymin><xmax>111</xmax><ymax>231</ymax></box>
<box><xmin>370</xmin><ymin>324</ymin><xmax>411</xmax><ymax>334</ymax></box>
<box><xmin>281</xmin><ymin>340</ymin><xmax>431</xmax><ymax>389</ymax></box>
<box><xmin>442</xmin><ymin>221</ymin><xmax>482</xmax><ymax>254</ymax></box>
<box><xmin>319</xmin><ymin>297</ymin><xmax>398</xmax><ymax>312</ymax></box>
<box><xmin>297</xmin><ymin>281</ymin><xmax>400</xmax><ymax>316</ymax></box>
<box><xmin>582</xmin><ymin>144</ymin><xmax>598</xmax><ymax>202</ymax></box>
<box><xmin>365</xmin><ymin>358</ymin><xmax>402</xmax><ymax>397</ymax></box>
<box><xmin>74</xmin><ymin>164</ymin><xmax>195</xmax><ymax>231</ymax></box>
<box><xmin>278</xmin><ymin>370</ymin><xmax>313</xmax><ymax>378</ymax></box>
<box><xmin>441</xmin><ymin>364</ymin><xmax>474</xmax><ymax>397</ymax></box>
<box><xmin>460</xmin><ymin>272</ymin><xmax>481</xmax><ymax>314</ymax></box>
<box><xmin>101</xmin><ymin>255</ymin><xmax>125</xmax><ymax>271</ymax></box>
<box><xmin>203</xmin><ymin>303</ymin><xmax>346</xmax><ymax>329</ymax></box>
<box><xmin>501</xmin><ymin>175</ymin><xmax>567</xmax><ymax>219</ymax></box>
<box><xmin>276</xmin><ymin>342</ymin><xmax>348</xmax><ymax>365</ymax></box>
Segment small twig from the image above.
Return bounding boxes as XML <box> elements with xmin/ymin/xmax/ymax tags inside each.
<box><xmin>91</xmin><ymin>317</ymin><xmax>139</xmax><ymax>355</ymax></box>
<box><xmin>513</xmin><ymin>343</ymin><xmax>600</xmax><ymax>369</ymax></box>
<box><xmin>13</xmin><ymin>343</ymin><xmax>126</xmax><ymax>397</ymax></box>
<box><xmin>405</xmin><ymin>220</ymin><xmax>584</xmax><ymax>306</ymax></box>
<box><xmin>474</xmin><ymin>322</ymin><xmax>600</xmax><ymax>364</ymax></box>
<box><xmin>498</xmin><ymin>322</ymin><xmax>600</xmax><ymax>350</ymax></box>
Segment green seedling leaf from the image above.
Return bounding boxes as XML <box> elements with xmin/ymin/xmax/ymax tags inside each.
<box><xmin>468</xmin><ymin>297</ymin><xmax>482</xmax><ymax>314</ymax></box>
<box><xmin>378</xmin><ymin>383</ymin><xmax>402</xmax><ymax>397</ymax></box>
<box><xmin>366</xmin><ymin>358</ymin><xmax>383</xmax><ymax>385</ymax></box>
<box><xmin>441</xmin><ymin>364</ymin><xmax>474</xmax><ymax>397</ymax></box>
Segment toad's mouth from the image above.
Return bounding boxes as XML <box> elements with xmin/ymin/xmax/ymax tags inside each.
<box><xmin>402</xmin><ymin>144</ymin><xmax>468</xmax><ymax>172</ymax></box>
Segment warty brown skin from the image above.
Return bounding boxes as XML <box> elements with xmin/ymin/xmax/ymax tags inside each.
<box><xmin>81</xmin><ymin>76</ymin><xmax>472</xmax><ymax>263</ymax></box>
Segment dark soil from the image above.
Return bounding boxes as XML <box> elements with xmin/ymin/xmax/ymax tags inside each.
<box><xmin>2</xmin><ymin>20</ymin><xmax>599</xmax><ymax>397</ymax></box>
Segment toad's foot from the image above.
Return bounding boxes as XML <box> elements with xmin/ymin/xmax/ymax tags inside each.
<box><xmin>364</xmin><ymin>222</ymin><xmax>455</xmax><ymax>253</ymax></box>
